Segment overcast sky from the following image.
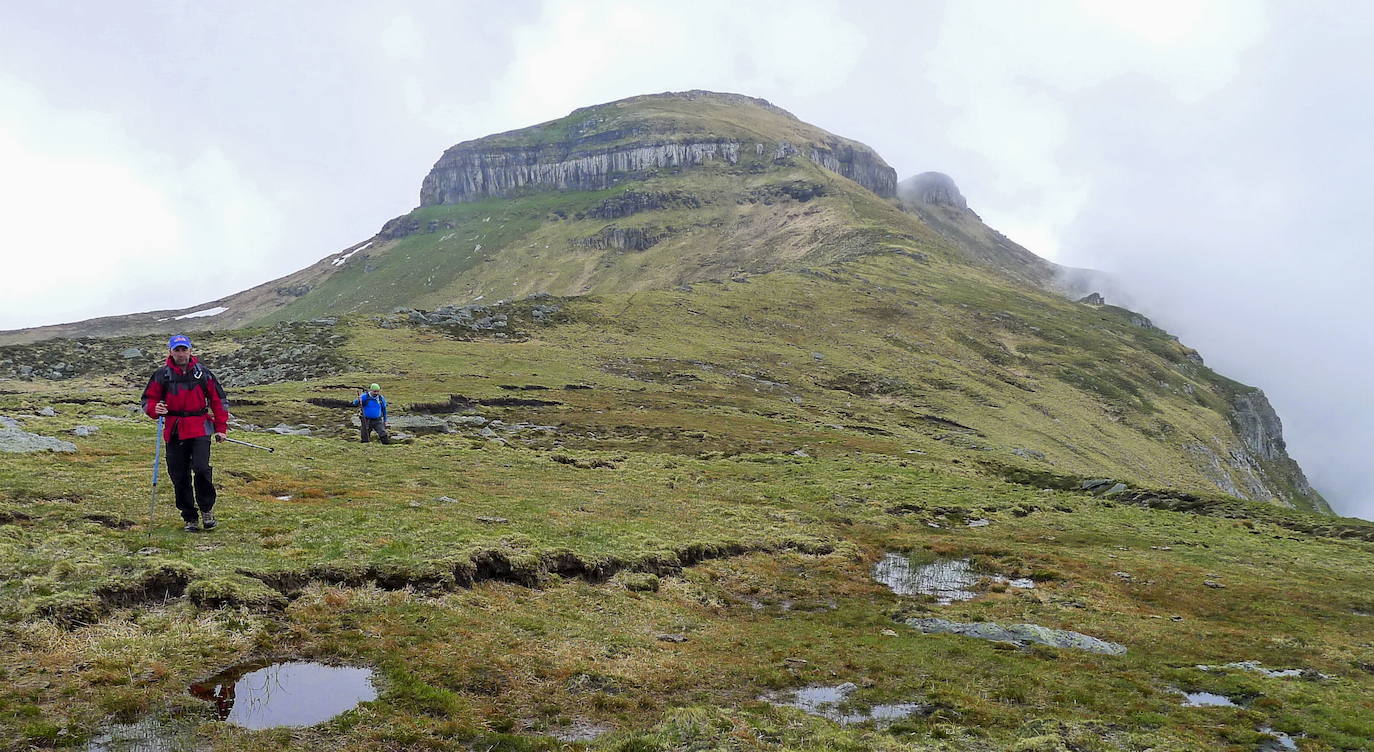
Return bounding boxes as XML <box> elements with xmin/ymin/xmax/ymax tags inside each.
<box><xmin>2</xmin><ymin>1</ymin><xmax>1370</xmax><ymax>518</ymax></box>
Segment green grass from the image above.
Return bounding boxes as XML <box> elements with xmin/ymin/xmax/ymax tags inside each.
<box><xmin>1</xmin><ymin>272</ymin><xmax>1370</xmax><ymax>749</ymax></box>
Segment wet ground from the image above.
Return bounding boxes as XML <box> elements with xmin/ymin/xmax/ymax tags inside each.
<box><xmin>763</xmin><ymin>683</ymin><xmax>926</xmax><ymax>726</ymax></box>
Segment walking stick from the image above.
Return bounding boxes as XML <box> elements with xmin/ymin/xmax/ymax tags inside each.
<box><xmin>223</xmin><ymin>436</ymin><xmax>275</xmax><ymax>453</ymax></box>
<box><xmin>147</xmin><ymin>416</ymin><xmax>164</xmax><ymax>537</ymax></box>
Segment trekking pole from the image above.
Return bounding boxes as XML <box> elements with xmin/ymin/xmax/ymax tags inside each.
<box><xmin>147</xmin><ymin>416</ymin><xmax>164</xmax><ymax>537</ymax></box>
<box><xmin>223</xmin><ymin>436</ymin><xmax>275</xmax><ymax>453</ymax></box>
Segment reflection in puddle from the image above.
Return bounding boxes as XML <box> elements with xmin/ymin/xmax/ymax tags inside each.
<box><xmin>188</xmin><ymin>661</ymin><xmax>376</xmax><ymax>729</ymax></box>
<box><xmin>764</xmin><ymin>683</ymin><xmax>925</xmax><ymax>726</ymax></box>
<box><xmin>1181</xmin><ymin>691</ymin><xmax>1238</xmax><ymax>707</ymax></box>
<box><xmin>873</xmin><ymin>554</ymin><xmax>1034</xmax><ymax>604</ymax></box>
<box><xmin>85</xmin><ymin>717</ymin><xmax>201</xmax><ymax>752</ymax></box>
<box><xmin>1259</xmin><ymin>726</ymin><xmax>1298</xmax><ymax>751</ymax></box>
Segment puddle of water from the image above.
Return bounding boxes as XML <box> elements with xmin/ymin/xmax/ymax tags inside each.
<box><xmin>1181</xmin><ymin>691</ymin><xmax>1238</xmax><ymax>707</ymax></box>
<box><xmin>765</xmin><ymin>683</ymin><xmax>925</xmax><ymax>726</ymax></box>
<box><xmin>548</xmin><ymin>721</ymin><xmax>612</xmax><ymax>742</ymax></box>
<box><xmin>874</xmin><ymin>555</ymin><xmax>978</xmax><ymax>603</ymax></box>
<box><xmin>188</xmin><ymin>661</ymin><xmax>376</xmax><ymax>729</ymax></box>
<box><xmin>874</xmin><ymin>554</ymin><xmax>1034</xmax><ymax>604</ymax></box>
<box><xmin>85</xmin><ymin>717</ymin><xmax>202</xmax><ymax>752</ymax></box>
<box><xmin>1258</xmin><ymin>726</ymin><xmax>1298</xmax><ymax>751</ymax></box>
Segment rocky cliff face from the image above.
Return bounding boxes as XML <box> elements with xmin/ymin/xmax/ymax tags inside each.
<box><xmin>418</xmin><ymin>92</ymin><xmax>894</xmax><ymax>206</ymax></box>
<box><xmin>898</xmin><ymin>171</ymin><xmax>968</xmax><ymax>209</ymax></box>
<box><xmin>1184</xmin><ymin>389</ymin><xmax>1329</xmax><ymax>512</ymax></box>
<box><xmin>1232</xmin><ymin>390</ymin><xmax>1288</xmax><ymax>461</ymax></box>
<box><xmin>420</xmin><ymin>137</ymin><xmax>894</xmax><ymax>206</ymax></box>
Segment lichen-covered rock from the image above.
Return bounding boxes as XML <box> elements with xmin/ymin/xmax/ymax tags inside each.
<box><xmin>0</xmin><ymin>419</ymin><xmax>77</xmax><ymax>453</ymax></box>
<box><xmin>905</xmin><ymin>617</ymin><xmax>1126</xmax><ymax>655</ymax></box>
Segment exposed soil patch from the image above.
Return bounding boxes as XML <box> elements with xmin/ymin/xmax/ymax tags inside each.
<box><xmin>407</xmin><ymin>395</ymin><xmax>476</xmax><ymax>414</ymax></box>
<box><xmin>236</xmin><ymin>538</ymin><xmax>835</xmax><ymax>603</ymax></box>
<box><xmin>82</xmin><ymin>513</ymin><xmax>134</xmax><ymax>529</ymax></box>
<box><xmin>305</xmin><ymin>397</ymin><xmax>355</xmax><ymax>409</ymax></box>
<box><xmin>478</xmin><ymin>397</ymin><xmax>561</xmax><ymax>408</ymax></box>
<box><xmin>550</xmin><ymin>453</ymin><xmax>620</xmax><ymax>469</ymax></box>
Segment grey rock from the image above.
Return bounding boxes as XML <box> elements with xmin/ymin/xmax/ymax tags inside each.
<box><xmin>71</xmin><ymin>425</ymin><xmax>100</xmax><ymax>437</ymax></box>
<box><xmin>120</xmin><ymin>347</ymin><xmax>144</xmax><ymax>359</ymax></box>
<box><xmin>656</xmin><ymin>633</ymin><xmax>688</xmax><ymax>643</ymax></box>
<box><xmin>1076</xmin><ymin>292</ymin><xmax>1105</xmax><ymax>305</ymax></box>
<box><xmin>905</xmin><ymin>617</ymin><xmax>1126</xmax><ymax>655</ymax></box>
<box><xmin>447</xmin><ymin>415</ymin><xmax>489</xmax><ymax>426</ymax></box>
<box><xmin>1103</xmin><ymin>483</ymin><xmax>1129</xmax><ymax>496</ymax></box>
<box><xmin>1204</xmin><ymin>580</ymin><xmax>1226</xmax><ymax>589</ymax></box>
<box><xmin>0</xmin><ymin>424</ymin><xmax>77</xmax><ymax>453</ymax></box>
<box><xmin>1011</xmin><ymin>447</ymin><xmax>1046</xmax><ymax>461</ymax></box>
<box><xmin>38</xmin><ymin>407</ymin><xmax>57</xmax><ymax>417</ymax></box>
<box><xmin>476</xmin><ymin>516</ymin><xmax>509</xmax><ymax>524</ymax></box>
<box><xmin>268</xmin><ymin>424</ymin><xmax>312</xmax><ymax>435</ymax></box>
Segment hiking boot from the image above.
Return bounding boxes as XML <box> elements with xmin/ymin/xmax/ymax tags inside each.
<box><xmin>183</xmin><ymin>520</ymin><xmax>200</xmax><ymax>532</ymax></box>
<box><xmin>201</xmin><ymin>511</ymin><xmax>217</xmax><ymax>530</ymax></box>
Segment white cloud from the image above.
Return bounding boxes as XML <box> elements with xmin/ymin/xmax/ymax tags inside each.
<box><xmin>0</xmin><ymin>75</ymin><xmax>281</xmax><ymax>329</ymax></box>
<box><xmin>922</xmin><ymin>0</ymin><xmax>1268</xmax><ymax>259</ymax></box>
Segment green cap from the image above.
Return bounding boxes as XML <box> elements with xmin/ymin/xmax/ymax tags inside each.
<box><xmin>369</xmin><ymin>383</ymin><xmax>381</xmax><ymax>391</ymax></box>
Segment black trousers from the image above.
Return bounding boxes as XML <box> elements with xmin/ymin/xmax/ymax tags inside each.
<box><xmin>166</xmin><ymin>436</ymin><xmax>215</xmax><ymax>522</ymax></box>
<box><xmin>361</xmin><ymin>417</ymin><xmax>391</xmax><ymax>444</ymax></box>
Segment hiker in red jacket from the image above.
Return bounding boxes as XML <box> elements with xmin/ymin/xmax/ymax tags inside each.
<box><xmin>141</xmin><ymin>334</ymin><xmax>230</xmax><ymax>532</ymax></box>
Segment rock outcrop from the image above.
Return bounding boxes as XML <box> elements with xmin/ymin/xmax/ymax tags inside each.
<box><xmin>1231</xmin><ymin>390</ymin><xmax>1287</xmax><ymax>462</ymax></box>
<box><xmin>1181</xmin><ymin>388</ymin><xmax>1328</xmax><ymax>512</ymax></box>
<box><xmin>418</xmin><ymin>92</ymin><xmax>895</xmax><ymax>206</ymax></box>
<box><xmin>420</xmin><ymin>138</ymin><xmax>894</xmax><ymax>205</ymax></box>
<box><xmin>897</xmin><ymin>171</ymin><xmax>968</xmax><ymax>209</ymax></box>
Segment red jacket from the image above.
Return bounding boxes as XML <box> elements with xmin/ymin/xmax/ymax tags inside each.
<box><xmin>141</xmin><ymin>356</ymin><xmax>229</xmax><ymax>441</ymax></box>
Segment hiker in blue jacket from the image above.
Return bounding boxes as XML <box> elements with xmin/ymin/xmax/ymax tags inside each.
<box><xmin>352</xmin><ymin>383</ymin><xmax>391</xmax><ymax>444</ymax></box>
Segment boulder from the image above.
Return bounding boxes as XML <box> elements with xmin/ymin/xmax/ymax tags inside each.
<box><xmin>0</xmin><ymin>421</ymin><xmax>77</xmax><ymax>453</ymax></box>
<box><xmin>905</xmin><ymin>617</ymin><xmax>1126</xmax><ymax>655</ymax></box>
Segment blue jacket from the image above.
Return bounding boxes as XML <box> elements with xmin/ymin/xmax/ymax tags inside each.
<box><xmin>353</xmin><ymin>391</ymin><xmax>387</xmax><ymax>420</ymax></box>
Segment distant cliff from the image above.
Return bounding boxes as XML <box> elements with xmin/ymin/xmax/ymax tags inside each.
<box><xmin>419</xmin><ymin>91</ymin><xmax>895</xmax><ymax>205</ymax></box>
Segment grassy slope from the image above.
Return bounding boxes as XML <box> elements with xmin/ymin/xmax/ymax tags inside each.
<box><xmin>2</xmin><ymin>268</ymin><xmax>1370</xmax><ymax>751</ymax></box>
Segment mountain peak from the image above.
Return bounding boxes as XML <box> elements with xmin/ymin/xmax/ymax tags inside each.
<box><xmin>898</xmin><ymin>171</ymin><xmax>968</xmax><ymax>209</ymax></box>
<box><xmin>419</xmin><ymin>90</ymin><xmax>896</xmax><ymax>206</ymax></box>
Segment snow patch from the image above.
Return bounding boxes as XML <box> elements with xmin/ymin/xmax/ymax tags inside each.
<box><xmin>331</xmin><ymin>242</ymin><xmax>371</xmax><ymax>266</ymax></box>
<box><xmin>174</xmin><ymin>306</ymin><xmax>228</xmax><ymax>320</ymax></box>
